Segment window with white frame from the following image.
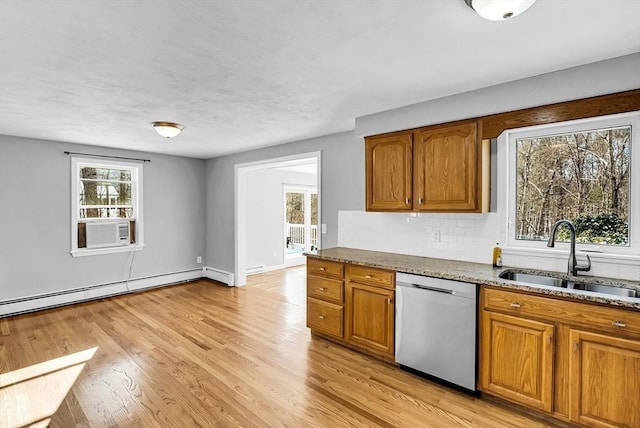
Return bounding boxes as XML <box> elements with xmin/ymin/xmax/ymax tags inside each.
<box><xmin>71</xmin><ymin>157</ymin><xmax>143</xmax><ymax>256</ymax></box>
<box><xmin>502</xmin><ymin>111</ymin><xmax>639</xmax><ymax>257</ymax></box>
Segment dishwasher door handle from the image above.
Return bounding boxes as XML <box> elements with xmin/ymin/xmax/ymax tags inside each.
<box><xmin>411</xmin><ymin>284</ymin><xmax>454</xmax><ymax>294</ymax></box>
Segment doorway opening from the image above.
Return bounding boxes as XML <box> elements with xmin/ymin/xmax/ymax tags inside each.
<box><xmin>235</xmin><ymin>152</ymin><xmax>321</xmax><ymax>286</ymax></box>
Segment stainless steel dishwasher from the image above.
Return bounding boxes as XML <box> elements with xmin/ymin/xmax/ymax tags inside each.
<box><xmin>395</xmin><ymin>272</ymin><xmax>477</xmax><ymax>392</ymax></box>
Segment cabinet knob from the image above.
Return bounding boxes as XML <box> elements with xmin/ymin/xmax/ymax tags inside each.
<box><xmin>612</xmin><ymin>321</ymin><xmax>626</xmax><ymax>328</ymax></box>
<box><xmin>510</xmin><ymin>302</ymin><xmax>521</xmax><ymax>308</ymax></box>
<box><xmin>318</xmin><ymin>315</ymin><xmax>325</xmax><ymax>319</ymax></box>
<box><xmin>365</xmin><ymin>275</ymin><xmax>372</xmax><ymax>279</ymax></box>
<box><xmin>318</xmin><ymin>287</ymin><xmax>326</xmax><ymax>292</ymax></box>
<box><xmin>405</xmin><ymin>198</ymin><xmax>410</xmax><ymax>204</ymax></box>
<box><xmin>319</xmin><ymin>267</ymin><xmax>326</xmax><ymax>271</ymax></box>
<box><xmin>418</xmin><ymin>197</ymin><xmax>423</xmax><ymax>205</ymax></box>
<box><xmin>387</xmin><ymin>298</ymin><xmax>392</xmax><ymax>305</ymax></box>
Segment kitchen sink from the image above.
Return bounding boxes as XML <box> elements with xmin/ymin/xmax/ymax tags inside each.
<box><xmin>498</xmin><ymin>271</ymin><xmax>566</xmax><ymax>287</ymax></box>
<box><xmin>498</xmin><ymin>269</ymin><xmax>638</xmax><ymax>298</ymax></box>
<box><xmin>569</xmin><ymin>282</ymin><xmax>637</xmax><ymax>298</ymax></box>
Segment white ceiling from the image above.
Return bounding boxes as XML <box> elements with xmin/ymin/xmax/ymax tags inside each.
<box><xmin>1</xmin><ymin>1</ymin><xmax>639</xmax><ymax>159</ymax></box>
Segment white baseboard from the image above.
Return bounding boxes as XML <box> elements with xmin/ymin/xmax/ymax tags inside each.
<box><xmin>202</xmin><ymin>266</ymin><xmax>235</xmax><ymax>286</ymax></box>
<box><xmin>0</xmin><ymin>269</ymin><xmax>202</xmax><ymax>317</ymax></box>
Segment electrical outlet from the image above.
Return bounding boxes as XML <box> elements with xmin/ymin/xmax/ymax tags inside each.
<box><xmin>196</xmin><ymin>256</ymin><xmax>202</xmax><ymax>264</ymax></box>
<box><xmin>432</xmin><ymin>230</ymin><xmax>441</xmax><ymax>242</ymax></box>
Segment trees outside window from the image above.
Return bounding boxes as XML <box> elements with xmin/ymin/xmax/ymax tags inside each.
<box><xmin>516</xmin><ymin>126</ymin><xmax>630</xmax><ymax>246</ymax></box>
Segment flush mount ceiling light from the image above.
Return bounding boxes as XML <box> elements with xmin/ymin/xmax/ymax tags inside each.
<box><xmin>151</xmin><ymin>121</ymin><xmax>184</xmax><ymax>138</ymax></box>
<box><xmin>465</xmin><ymin>0</ymin><xmax>536</xmax><ymax>21</ymax></box>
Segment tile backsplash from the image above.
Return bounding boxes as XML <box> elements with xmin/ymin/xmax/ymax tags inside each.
<box><xmin>337</xmin><ymin>210</ymin><xmax>639</xmax><ymax>281</ymax></box>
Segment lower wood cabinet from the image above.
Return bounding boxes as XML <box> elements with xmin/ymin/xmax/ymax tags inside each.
<box><xmin>306</xmin><ymin>258</ymin><xmax>345</xmax><ymax>340</ymax></box>
<box><xmin>569</xmin><ymin>329</ymin><xmax>640</xmax><ymax>428</ymax></box>
<box><xmin>345</xmin><ymin>281</ymin><xmax>395</xmax><ymax>356</ymax></box>
<box><xmin>307</xmin><ymin>297</ymin><xmax>343</xmax><ymax>338</ymax></box>
<box><xmin>480</xmin><ymin>311</ymin><xmax>554</xmax><ymax>412</ymax></box>
<box><xmin>306</xmin><ymin>258</ymin><xmax>395</xmax><ymax>361</ymax></box>
<box><xmin>480</xmin><ymin>286</ymin><xmax>640</xmax><ymax>427</ymax></box>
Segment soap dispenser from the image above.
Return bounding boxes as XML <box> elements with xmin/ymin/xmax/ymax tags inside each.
<box><xmin>492</xmin><ymin>243</ymin><xmax>503</xmax><ymax>268</ymax></box>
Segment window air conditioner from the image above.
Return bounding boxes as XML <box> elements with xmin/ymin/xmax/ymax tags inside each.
<box><xmin>86</xmin><ymin>221</ymin><xmax>131</xmax><ymax>248</ymax></box>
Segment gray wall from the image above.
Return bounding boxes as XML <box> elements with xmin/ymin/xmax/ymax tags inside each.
<box><xmin>355</xmin><ymin>53</ymin><xmax>640</xmax><ymax>137</ymax></box>
<box><xmin>205</xmin><ymin>131</ymin><xmax>364</xmax><ymax>273</ymax></box>
<box><xmin>0</xmin><ymin>135</ymin><xmax>206</xmax><ymax>300</ymax></box>
<box><xmin>246</xmin><ymin>169</ymin><xmax>316</xmax><ymax>268</ymax></box>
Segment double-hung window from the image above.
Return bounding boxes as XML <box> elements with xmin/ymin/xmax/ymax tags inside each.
<box><xmin>71</xmin><ymin>157</ymin><xmax>144</xmax><ymax>256</ymax></box>
<box><xmin>501</xmin><ymin>111</ymin><xmax>639</xmax><ymax>259</ymax></box>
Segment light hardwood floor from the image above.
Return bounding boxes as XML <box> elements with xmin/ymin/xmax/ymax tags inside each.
<box><xmin>1</xmin><ymin>267</ymin><xmax>558</xmax><ymax>427</ymax></box>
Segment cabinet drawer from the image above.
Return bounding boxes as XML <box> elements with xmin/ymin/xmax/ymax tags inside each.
<box><xmin>348</xmin><ymin>265</ymin><xmax>395</xmax><ymax>289</ymax></box>
<box><xmin>483</xmin><ymin>287</ymin><xmax>640</xmax><ymax>336</ymax></box>
<box><xmin>307</xmin><ymin>276</ymin><xmax>343</xmax><ymax>303</ymax></box>
<box><xmin>307</xmin><ymin>258</ymin><xmax>344</xmax><ymax>279</ymax></box>
<box><xmin>307</xmin><ymin>298</ymin><xmax>343</xmax><ymax>338</ymax></box>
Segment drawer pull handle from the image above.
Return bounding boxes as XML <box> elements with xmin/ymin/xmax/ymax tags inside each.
<box><xmin>612</xmin><ymin>321</ymin><xmax>626</xmax><ymax>328</ymax></box>
<box><xmin>510</xmin><ymin>302</ymin><xmax>521</xmax><ymax>308</ymax></box>
<box><xmin>318</xmin><ymin>287</ymin><xmax>326</xmax><ymax>292</ymax></box>
<box><xmin>319</xmin><ymin>267</ymin><xmax>326</xmax><ymax>271</ymax></box>
<box><xmin>365</xmin><ymin>275</ymin><xmax>372</xmax><ymax>279</ymax></box>
<box><xmin>318</xmin><ymin>315</ymin><xmax>325</xmax><ymax>319</ymax></box>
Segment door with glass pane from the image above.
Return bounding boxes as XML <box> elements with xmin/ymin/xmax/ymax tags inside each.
<box><xmin>284</xmin><ymin>186</ymin><xmax>318</xmax><ymax>264</ymax></box>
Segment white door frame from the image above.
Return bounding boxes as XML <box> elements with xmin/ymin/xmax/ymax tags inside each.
<box><xmin>234</xmin><ymin>152</ymin><xmax>321</xmax><ymax>286</ymax></box>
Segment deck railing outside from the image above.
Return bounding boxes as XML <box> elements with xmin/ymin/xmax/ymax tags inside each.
<box><xmin>287</xmin><ymin>223</ymin><xmax>318</xmax><ymax>250</ymax></box>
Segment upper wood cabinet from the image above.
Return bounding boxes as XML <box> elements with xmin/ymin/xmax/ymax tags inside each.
<box><xmin>365</xmin><ymin>133</ymin><xmax>412</xmax><ymax>211</ymax></box>
<box><xmin>365</xmin><ymin>120</ymin><xmax>489</xmax><ymax>213</ymax></box>
<box><xmin>414</xmin><ymin>122</ymin><xmax>487</xmax><ymax>211</ymax></box>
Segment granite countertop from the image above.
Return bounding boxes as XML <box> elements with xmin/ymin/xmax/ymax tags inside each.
<box><xmin>305</xmin><ymin>247</ymin><xmax>640</xmax><ymax>310</ymax></box>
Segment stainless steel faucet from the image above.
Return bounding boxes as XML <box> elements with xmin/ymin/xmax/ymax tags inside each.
<box><xmin>547</xmin><ymin>219</ymin><xmax>591</xmax><ymax>276</ymax></box>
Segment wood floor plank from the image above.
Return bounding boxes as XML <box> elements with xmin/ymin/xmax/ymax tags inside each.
<box><xmin>0</xmin><ymin>267</ymin><xmax>560</xmax><ymax>427</ymax></box>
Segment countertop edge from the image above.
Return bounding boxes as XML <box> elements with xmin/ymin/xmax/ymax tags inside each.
<box><xmin>305</xmin><ymin>248</ymin><xmax>640</xmax><ymax>311</ymax></box>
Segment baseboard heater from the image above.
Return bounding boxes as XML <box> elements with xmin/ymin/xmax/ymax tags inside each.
<box><xmin>0</xmin><ymin>268</ymin><xmax>203</xmax><ymax>317</ymax></box>
<box><xmin>202</xmin><ymin>267</ymin><xmax>235</xmax><ymax>286</ymax></box>
<box><xmin>246</xmin><ymin>264</ymin><xmax>266</xmax><ymax>275</ymax></box>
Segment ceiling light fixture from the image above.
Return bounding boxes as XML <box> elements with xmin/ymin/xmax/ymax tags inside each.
<box><xmin>151</xmin><ymin>121</ymin><xmax>184</xmax><ymax>138</ymax></box>
<box><xmin>465</xmin><ymin>0</ymin><xmax>536</xmax><ymax>21</ymax></box>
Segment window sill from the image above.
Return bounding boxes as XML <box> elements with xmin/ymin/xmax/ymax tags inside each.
<box><xmin>70</xmin><ymin>244</ymin><xmax>145</xmax><ymax>258</ymax></box>
<box><xmin>503</xmin><ymin>246</ymin><xmax>640</xmax><ymax>266</ymax></box>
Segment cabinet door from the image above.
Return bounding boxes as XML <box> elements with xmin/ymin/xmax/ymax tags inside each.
<box><xmin>480</xmin><ymin>311</ymin><xmax>554</xmax><ymax>412</ymax></box>
<box><xmin>365</xmin><ymin>133</ymin><xmax>412</xmax><ymax>211</ymax></box>
<box><xmin>569</xmin><ymin>329</ymin><xmax>640</xmax><ymax>428</ymax></box>
<box><xmin>414</xmin><ymin>122</ymin><xmax>480</xmax><ymax>211</ymax></box>
<box><xmin>346</xmin><ymin>282</ymin><xmax>394</xmax><ymax>356</ymax></box>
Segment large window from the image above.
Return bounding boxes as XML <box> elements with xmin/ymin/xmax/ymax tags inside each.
<box><xmin>71</xmin><ymin>157</ymin><xmax>143</xmax><ymax>256</ymax></box>
<box><xmin>504</xmin><ymin>112</ymin><xmax>639</xmax><ymax>256</ymax></box>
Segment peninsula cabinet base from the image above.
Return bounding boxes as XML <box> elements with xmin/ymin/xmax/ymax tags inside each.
<box><xmin>309</xmin><ymin>331</ymin><xmax>396</xmax><ymax>364</ymax></box>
